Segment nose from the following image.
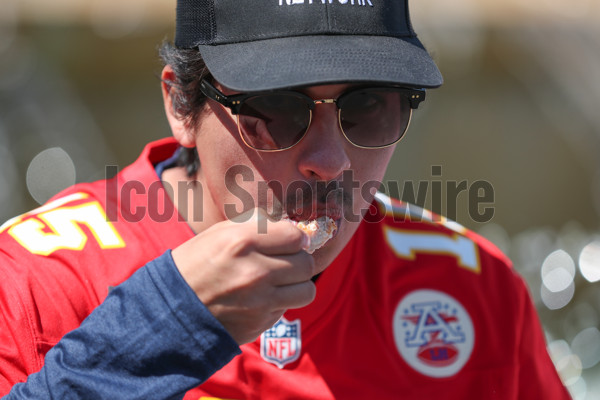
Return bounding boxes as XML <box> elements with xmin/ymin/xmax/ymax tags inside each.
<box><xmin>296</xmin><ymin>104</ymin><xmax>351</xmax><ymax>181</ymax></box>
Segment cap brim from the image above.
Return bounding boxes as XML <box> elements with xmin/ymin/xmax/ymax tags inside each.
<box><xmin>198</xmin><ymin>35</ymin><xmax>442</xmax><ymax>92</ymax></box>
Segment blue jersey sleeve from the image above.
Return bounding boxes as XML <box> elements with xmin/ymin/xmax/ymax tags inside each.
<box><xmin>3</xmin><ymin>251</ymin><xmax>241</xmax><ymax>400</ymax></box>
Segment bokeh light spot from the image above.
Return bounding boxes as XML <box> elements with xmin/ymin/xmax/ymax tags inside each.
<box><xmin>26</xmin><ymin>147</ymin><xmax>76</xmax><ymax>205</ymax></box>
<box><xmin>571</xmin><ymin>327</ymin><xmax>600</xmax><ymax>369</ymax></box>
<box><xmin>578</xmin><ymin>241</ymin><xmax>600</xmax><ymax>283</ymax></box>
<box><xmin>541</xmin><ymin>280</ymin><xmax>574</xmax><ymax>310</ymax></box>
<box><xmin>541</xmin><ymin>249</ymin><xmax>575</xmax><ymax>292</ymax></box>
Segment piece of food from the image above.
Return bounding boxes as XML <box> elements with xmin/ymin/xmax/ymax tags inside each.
<box><xmin>292</xmin><ymin>216</ymin><xmax>337</xmax><ymax>254</ymax></box>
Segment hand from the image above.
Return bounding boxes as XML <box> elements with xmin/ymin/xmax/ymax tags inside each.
<box><xmin>171</xmin><ymin>209</ymin><xmax>319</xmax><ymax>345</ymax></box>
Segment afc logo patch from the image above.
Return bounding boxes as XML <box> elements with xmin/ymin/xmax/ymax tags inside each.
<box><xmin>260</xmin><ymin>317</ymin><xmax>301</xmax><ymax>368</ymax></box>
<box><xmin>393</xmin><ymin>289</ymin><xmax>474</xmax><ymax>378</ymax></box>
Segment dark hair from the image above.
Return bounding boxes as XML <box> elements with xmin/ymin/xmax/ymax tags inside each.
<box><xmin>158</xmin><ymin>41</ymin><xmax>212</xmax><ymax>177</ymax></box>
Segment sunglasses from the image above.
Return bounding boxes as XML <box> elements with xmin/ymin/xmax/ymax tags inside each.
<box><xmin>199</xmin><ymin>79</ymin><xmax>426</xmax><ymax>151</ymax></box>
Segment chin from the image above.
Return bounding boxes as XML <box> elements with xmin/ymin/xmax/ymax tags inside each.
<box><xmin>312</xmin><ymin>237</ymin><xmax>346</xmax><ymax>272</ymax></box>
<box><xmin>312</xmin><ymin>217</ymin><xmax>359</xmax><ymax>272</ymax></box>
<box><xmin>312</xmin><ymin>250</ymin><xmax>333</xmax><ymax>273</ymax></box>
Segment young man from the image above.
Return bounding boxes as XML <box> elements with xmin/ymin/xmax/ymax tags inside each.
<box><xmin>0</xmin><ymin>0</ymin><xmax>570</xmax><ymax>399</ymax></box>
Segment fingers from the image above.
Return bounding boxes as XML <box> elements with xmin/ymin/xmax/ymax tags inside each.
<box><xmin>272</xmin><ymin>280</ymin><xmax>317</xmax><ymax>310</ymax></box>
<box><xmin>255</xmin><ymin>221</ymin><xmax>309</xmax><ymax>255</ymax></box>
<box><xmin>262</xmin><ymin>252</ymin><xmax>316</xmax><ymax>286</ymax></box>
<box><xmin>229</xmin><ymin>209</ymin><xmax>309</xmax><ymax>255</ymax></box>
<box><xmin>172</xmin><ymin>208</ymin><xmax>321</xmax><ymax>345</ymax></box>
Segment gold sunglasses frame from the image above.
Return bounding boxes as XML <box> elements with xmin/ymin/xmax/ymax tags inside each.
<box><xmin>199</xmin><ymin>80</ymin><xmax>425</xmax><ymax>152</ymax></box>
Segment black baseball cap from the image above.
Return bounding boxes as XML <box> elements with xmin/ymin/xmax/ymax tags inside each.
<box><xmin>175</xmin><ymin>0</ymin><xmax>442</xmax><ymax>91</ymax></box>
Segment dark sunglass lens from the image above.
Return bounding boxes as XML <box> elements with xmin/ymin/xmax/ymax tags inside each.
<box><xmin>340</xmin><ymin>89</ymin><xmax>411</xmax><ymax>148</ymax></box>
<box><xmin>238</xmin><ymin>94</ymin><xmax>310</xmax><ymax>150</ymax></box>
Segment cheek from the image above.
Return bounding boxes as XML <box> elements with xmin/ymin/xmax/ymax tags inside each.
<box><xmin>194</xmin><ymin>116</ymin><xmax>256</xmax><ymax>213</ymax></box>
<box><xmin>367</xmin><ymin>146</ymin><xmax>396</xmax><ymax>176</ymax></box>
<box><xmin>351</xmin><ymin>147</ymin><xmax>396</xmax><ymax>207</ymax></box>
<box><xmin>194</xmin><ymin>115</ymin><xmax>287</xmax><ymax>218</ymax></box>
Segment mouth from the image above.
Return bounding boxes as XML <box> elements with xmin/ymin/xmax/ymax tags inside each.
<box><xmin>285</xmin><ymin>207</ymin><xmax>341</xmax><ymax>253</ymax></box>
<box><xmin>287</xmin><ymin>206</ymin><xmax>341</xmax><ymax>239</ymax></box>
<box><xmin>293</xmin><ymin>216</ymin><xmax>339</xmax><ymax>254</ymax></box>
<box><xmin>287</xmin><ymin>203</ymin><xmax>343</xmax><ymax>223</ymax></box>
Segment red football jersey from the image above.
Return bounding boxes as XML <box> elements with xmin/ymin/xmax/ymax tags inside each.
<box><xmin>0</xmin><ymin>138</ymin><xmax>194</xmax><ymax>392</ymax></box>
<box><xmin>0</xmin><ymin>139</ymin><xmax>569</xmax><ymax>399</ymax></box>
<box><xmin>185</xmin><ymin>196</ymin><xmax>570</xmax><ymax>399</ymax></box>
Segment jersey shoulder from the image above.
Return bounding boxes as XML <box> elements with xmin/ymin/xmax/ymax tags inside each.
<box><xmin>0</xmin><ymin>138</ymin><xmax>191</xmax><ymax>352</ymax></box>
<box><xmin>0</xmin><ymin>138</ymin><xmax>187</xmax><ymax>256</ymax></box>
<box><xmin>367</xmin><ymin>192</ymin><xmax>513</xmax><ymax>273</ymax></box>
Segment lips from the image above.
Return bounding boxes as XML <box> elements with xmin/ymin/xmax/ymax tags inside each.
<box><xmin>288</xmin><ymin>203</ymin><xmax>343</xmax><ymax>222</ymax></box>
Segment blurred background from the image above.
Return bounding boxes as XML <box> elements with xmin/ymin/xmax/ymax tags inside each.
<box><xmin>0</xmin><ymin>0</ymin><xmax>599</xmax><ymax>396</ymax></box>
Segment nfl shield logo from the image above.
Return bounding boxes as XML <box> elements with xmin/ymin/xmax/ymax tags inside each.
<box><xmin>260</xmin><ymin>317</ymin><xmax>302</xmax><ymax>368</ymax></box>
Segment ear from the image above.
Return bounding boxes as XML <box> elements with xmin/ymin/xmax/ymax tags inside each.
<box><xmin>161</xmin><ymin>65</ymin><xmax>196</xmax><ymax>148</ymax></box>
